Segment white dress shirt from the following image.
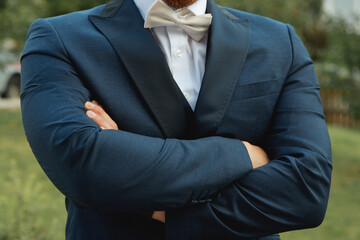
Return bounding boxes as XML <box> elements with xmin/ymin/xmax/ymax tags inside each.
<box><xmin>133</xmin><ymin>0</ymin><xmax>209</xmax><ymax>111</ymax></box>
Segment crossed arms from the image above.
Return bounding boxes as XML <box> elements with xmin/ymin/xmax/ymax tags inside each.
<box><xmin>20</xmin><ymin>19</ymin><xmax>332</xmax><ymax>239</ymax></box>
<box><xmin>84</xmin><ymin>100</ymin><xmax>270</xmax><ymax>223</ymax></box>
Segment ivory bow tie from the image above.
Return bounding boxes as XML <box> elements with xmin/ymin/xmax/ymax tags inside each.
<box><xmin>144</xmin><ymin>0</ymin><xmax>213</xmax><ymax>41</ymax></box>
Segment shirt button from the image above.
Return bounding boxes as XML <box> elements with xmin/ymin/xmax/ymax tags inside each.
<box><xmin>175</xmin><ymin>49</ymin><xmax>183</xmax><ymax>57</ymax></box>
<box><xmin>183</xmin><ymin>91</ymin><xmax>190</xmax><ymax>99</ymax></box>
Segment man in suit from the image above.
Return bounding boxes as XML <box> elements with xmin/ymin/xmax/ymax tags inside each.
<box><xmin>20</xmin><ymin>0</ymin><xmax>332</xmax><ymax>239</ymax></box>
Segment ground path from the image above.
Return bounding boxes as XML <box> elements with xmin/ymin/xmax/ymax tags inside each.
<box><xmin>0</xmin><ymin>98</ymin><xmax>20</xmax><ymax>110</ymax></box>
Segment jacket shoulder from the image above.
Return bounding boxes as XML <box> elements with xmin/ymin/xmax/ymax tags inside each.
<box><xmin>221</xmin><ymin>6</ymin><xmax>290</xmax><ymax>37</ymax></box>
<box><xmin>36</xmin><ymin>4</ymin><xmax>105</xmax><ymax>27</ymax></box>
<box><xmin>23</xmin><ymin>5</ymin><xmax>106</xmax><ymax>58</ymax></box>
<box><xmin>222</xmin><ymin>7</ymin><xmax>287</xmax><ymax>27</ymax></box>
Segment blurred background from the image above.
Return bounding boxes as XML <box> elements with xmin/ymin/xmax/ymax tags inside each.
<box><xmin>0</xmin><ymin>0</ymin><xmax>359</xmax><ymax>239</ymax></box>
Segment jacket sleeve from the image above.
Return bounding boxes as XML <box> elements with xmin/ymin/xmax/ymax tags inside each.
<box><xmin>165</xmin><ymin>25</ymin><xmax>332</xmax><ymax>239</ymax></box>
<box><xmin>20</xmin><ymin>18</ymin><xmax>253</xmax><ymax>212</ymax></box>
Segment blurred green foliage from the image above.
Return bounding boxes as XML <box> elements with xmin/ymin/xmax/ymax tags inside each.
<box><xmin>0</xmin><ymin>0</ymin><xmax>108</xmax><ymax>50</ymax></box>
<box><xmin>324</xmin><ymin>19</ymin><xmax>360</xmax><ymax>73</ymax></box>
<box><xmin>0</xmin><ymin>111</ymin><xmax>66</xmax><ymax>240</ymax></box>
<box><xmin>316</xmin><ymin>19</ymin><xmax>360</xmax><ymax>119</ymax></box>
<box><xmin>0</xmin><ymin>161</ymin><xmax>64</xmax><ymax>240</ymax></box>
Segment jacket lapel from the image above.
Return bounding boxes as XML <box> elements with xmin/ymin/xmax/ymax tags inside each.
<box><xmin>88</xmin><ymin>0</ymin><xmax>193</xmax><ymax>138</ymax></box>
<box><xmin>193</xmin><ymin>0</ymin><xmax>250</xmax><ymax>137</ymax></box>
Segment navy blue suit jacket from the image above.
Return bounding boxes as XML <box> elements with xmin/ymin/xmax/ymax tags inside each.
<box><xmin>20</xmin><ymin>0</ymin><xmax>332</xmax><ymax>239</ymax></box>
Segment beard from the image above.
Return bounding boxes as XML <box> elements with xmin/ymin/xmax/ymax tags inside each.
<box><xmin>163</xmin><ymin>0</ymin><xmax>198</xmax><ymax>8</ymax></box>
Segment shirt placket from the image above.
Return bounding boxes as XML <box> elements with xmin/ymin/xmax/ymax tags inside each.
<box><xmin>167</xmin><ymin>26</ymin><xmax>197</xmax><ymax>110</ymax></box>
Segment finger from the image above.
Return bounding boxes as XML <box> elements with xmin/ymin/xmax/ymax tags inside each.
<box><xmin>85</xmin><ymin>101</ymin><xmax>118</xmax><ymax>130</ymax></box>
<box><xmin>86</xmin><ymin>101</ymin><xmax>114</xmax><ymax>126</ymax></box>
<box><xmin>152</xmin><ymin>211</ymin><xmax>166</xmax><ymax>223</ymax></box>
<box><xmin>86</xmin><ymin>110</ymin><xmax>114</xmax><ymax>129</ymax></box>
<box><xmin>92</xmin><ymin>100</ymin><xmax>102</xmax><ymax>108</ymax></box>
<box><xmin>91</xmin><ymin>101</ymin><xmax>111</xmax><ymax>124</ymax></box>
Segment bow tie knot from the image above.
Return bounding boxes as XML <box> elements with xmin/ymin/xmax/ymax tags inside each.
<box><xmin>144</xmin><ymin>0</ymin><xmax>213</xmax><ymax>41</ymax></box>
<box><xmin>177</xmin><ymin>15</ymin><xmax>187</xmax><ymax>24</ymax></box>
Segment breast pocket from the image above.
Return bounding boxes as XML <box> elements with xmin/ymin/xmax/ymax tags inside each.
<box><xmin>231</xmin><ymin>79</ymin><xmax>278</xmax><ymax>101</ymax></box>
<box><xmin>217</xmin><ymin>80</ymin><xmax>279</xmax><ymax>143</ymax></box>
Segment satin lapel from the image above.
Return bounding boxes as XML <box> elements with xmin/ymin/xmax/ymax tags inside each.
<box><xmin>193</xmin><ymin>0</ymin><xmax>250</xmax><ymax>138</ymax></box>
<box><xmin>88</xmin><ymin>0</ymin><xmax>193</xmax><ymax>138</ymax></box>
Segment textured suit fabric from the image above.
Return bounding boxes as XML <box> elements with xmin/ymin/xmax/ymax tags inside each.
<box><xmin>20</xmin><ymin>0</ymin><xmax>332</xmax><ymax>239</ymax></box>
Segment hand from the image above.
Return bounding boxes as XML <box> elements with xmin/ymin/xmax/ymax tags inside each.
<box><xmin>85</xmin><ymin>101</ymin><xmax>118</xmax><ymax>130</ymax></box>
<box><xmin>242</xmin><ymin>141</ymin><xmax>270</xmax><ymax>169</ymax></box>
<box><xmin>152</xmin><ymin>211</ymin><xmax>165</xmax><ymax>223</ymax></box>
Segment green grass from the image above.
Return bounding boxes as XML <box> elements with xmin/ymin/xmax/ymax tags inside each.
<box><xmin>0</xmin><ymin>110</ymin><xmax>359</xmax><ymax>239</ymax></box>
<box><xmin>0</xmin><ymin>110</ymin><xmax>66</xmax><ymax>240</ymax></box>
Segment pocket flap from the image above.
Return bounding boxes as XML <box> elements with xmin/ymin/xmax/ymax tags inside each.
<box><xmin>232</xmin><ymin>79</ymin><xmax>278</xmax><ymax>100</ymax></box>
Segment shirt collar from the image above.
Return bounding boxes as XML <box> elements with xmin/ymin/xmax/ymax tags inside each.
<box><xmin>133</xmin><ymin>0</ymin><xmax>207</xmax><ymax>20</ymax></box>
